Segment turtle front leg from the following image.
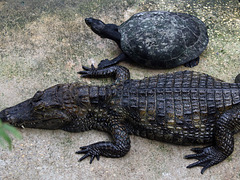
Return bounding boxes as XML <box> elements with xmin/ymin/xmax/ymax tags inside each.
<box><xmin>98</xmin><ymin>53</ymin><xmax>127</xmax><ymax>69</ymax></box>
<box><xmin>76</xmin><ymin>119</ymin><xmax>131</xmax><ymax>163</ymax></box>
<box><xmin>185</xmin><ymin>109</ymin><xmax>239</xmax><ymax>174</ymax></box>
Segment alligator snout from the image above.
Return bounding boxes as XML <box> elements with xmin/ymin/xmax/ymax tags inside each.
<box><xmin>0</xmin><ymin>110</ymin><xmax>6</xmax><ymax>122</ymax></box>
<box><xmin>0</xmin><ymin>99</ymin><xmax>33</xmax><ymax>126</ymax></box>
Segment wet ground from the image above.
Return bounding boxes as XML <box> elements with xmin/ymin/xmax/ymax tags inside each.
<box><xmin>0</xmin><ymin>0</ymin><xmax>240</xmax><ymax>179</ymax></box>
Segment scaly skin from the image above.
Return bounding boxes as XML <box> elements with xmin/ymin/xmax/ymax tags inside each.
<box><xmin>0</xmin><ymin>65</ymin><xmax>240</xmax><ymax>174</ymax></box>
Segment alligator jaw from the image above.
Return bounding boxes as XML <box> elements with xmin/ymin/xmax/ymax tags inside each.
<box><xmin>0</xmin><ymin>99</ymin><xmax>33</xmax><ymax>126</ymax></box>
<box><xmin>0</xmin><ymin>97</ymin><xmax>71</xmax><ymax>130</ymax></box>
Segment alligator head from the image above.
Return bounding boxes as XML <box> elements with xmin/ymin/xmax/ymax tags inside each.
<box><xmin>0</xmin><ymin>85</ymin><xmax>72</xmax><ymax>129</ymax></box>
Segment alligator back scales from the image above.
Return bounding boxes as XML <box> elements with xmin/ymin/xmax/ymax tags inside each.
<box><xmin>1</xmin><ymin>65</ymin><xmax>240</xmax><ymax>174</ymax></box>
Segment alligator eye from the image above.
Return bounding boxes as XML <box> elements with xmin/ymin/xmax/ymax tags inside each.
<box><xmin>32</xmin><ymin>91</ymin><xmax>43</xmax><ymax>102</ymax></box>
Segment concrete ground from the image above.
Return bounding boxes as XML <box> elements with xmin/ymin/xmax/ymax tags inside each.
<box><xmin>0</xmin><ymin>0</ymin><xmax>239</xmax><ymax>179</ymax></box>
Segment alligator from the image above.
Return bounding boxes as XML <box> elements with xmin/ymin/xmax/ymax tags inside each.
<box><xmin>0</xmin><ymin>65</ymin><xmax>240</xmax><ymax>174</ymax></box>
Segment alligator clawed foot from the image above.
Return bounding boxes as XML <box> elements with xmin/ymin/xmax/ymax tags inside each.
<box><xmin>78</xmin><ymin>64</ymin><xmax>97</xmax><ymax>78</ymax></box>
<box><xmin>185</xmin><ymin>146</ymin><xmax>226</xmax><ymax>174</ymax></box>
<box><xmin>76</xmin><ymin>145</ymin><xmax>100</xmax><ymax>164</ymax></box>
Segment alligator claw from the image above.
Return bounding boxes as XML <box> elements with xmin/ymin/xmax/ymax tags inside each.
<box><xmin>185</xmin><ymin>146</ymin><xmax>226</xmax><ymax>174</ymax></box>
<box><xmin>77</xmin><ymin>64</ymin><xmax>97</xmax><ymax>77</ymax></box>
<box><xmin>76</xmin><ymin>145</ymin><xmax>100</xmax><ymax>164</ymax></box>
<box><xmin>82</xmin><ymin>64</ymin><xmax>95</xmax><ymax>71</ymax></box>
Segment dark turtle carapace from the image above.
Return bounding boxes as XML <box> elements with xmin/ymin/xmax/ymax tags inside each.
<box><xmin>85</xmin><ymin>11</ymin><xmax>208</xmax><ymax>69</ymax></box>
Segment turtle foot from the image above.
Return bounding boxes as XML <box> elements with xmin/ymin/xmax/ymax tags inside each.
<box><xmin>184</xmin><ymin>57</ymin><xmax>199</xmax><ymax>68</ymax></box>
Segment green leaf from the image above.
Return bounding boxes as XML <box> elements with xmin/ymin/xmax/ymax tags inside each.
<box><xmin>0</xmin><ymin>138</ymin><xmax>7</xmax><ymax>148</ymax></box>
<box><xmin>3</xmin><ymin>123</ymin><xmax>22</xmax><ymax>139</ymax></box>
<box><xmin>0</xmin><ymin>119</ymin><xmax>22</xmax><ymax>150</ymax></box>
<box><xmin>0</xmin><ymin>128</ymin><xmax>12</xmax><ymax>150</ymax></box>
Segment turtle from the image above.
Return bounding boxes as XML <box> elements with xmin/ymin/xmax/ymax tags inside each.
<box><xmin>85</xmin><ymin>11</ymin><xmax>208</xmax><ymax>69</ymax></box>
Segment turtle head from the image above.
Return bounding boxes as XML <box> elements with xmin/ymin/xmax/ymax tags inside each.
<box><xmin>85</xmin><ymin>18</ymin><xmax>120</xmax><ymax>43</ymax></box>
<box><xmin>85</xmin><ymin>18</ymin><xmax>107</xmax><ymax>37</ymax></box>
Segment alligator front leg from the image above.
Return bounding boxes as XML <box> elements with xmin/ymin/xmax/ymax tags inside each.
<box><xmin>185</xmin><ymin>108</ymin><xmax>240</xmax><ymax>174</ymax></box>
<box><xmin>76</xmin><ymin>120</ymin><xmax>131</xmax><ymax>163</ymax></box>
<box><xmin>78</xmin><ymin>65</ymin><xmax>130</xmax><ymax>84</ymax></box>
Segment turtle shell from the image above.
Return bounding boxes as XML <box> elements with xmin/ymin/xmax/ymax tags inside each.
<box><xmin>118</xmin><ymin>11</ymin><xmax>208</xmax><ymax>68</ymax></box>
